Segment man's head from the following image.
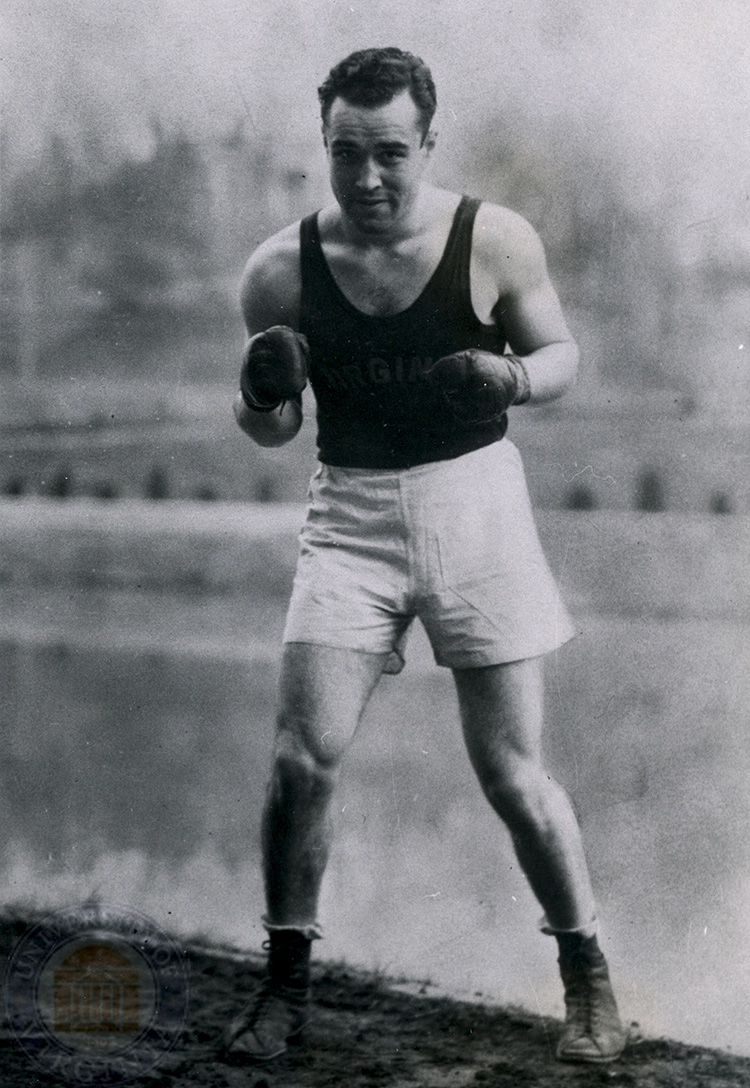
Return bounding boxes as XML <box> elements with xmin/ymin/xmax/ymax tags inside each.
<box><xmin>319</xmin><ymin>48</ymin><xmax>438</xmax><ymax>236</ymax></box>
<box><xmin>318</xmin><ymin>47</ymin><xmax>437</xmax><ymax>143</ymax></box>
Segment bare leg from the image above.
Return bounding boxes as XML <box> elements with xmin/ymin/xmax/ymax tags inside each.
<box><xmin>263</xmin><ymin>641</ymin><xmax>388</xmax><ymax>926</ymax></box>
<box><xmin>453</xmin><ymin>656</ymin><xmax>626</xmax><ymax>1063</ymax></box>
<box><xmin>225</xmin><ymin>642</ymin><xmax>388</xmax><ymax>1060</ymax></box>
<box><xmin>453</xmin><ymin>656</ymin><xmax>595</xmax><ymax>931</ymax></box>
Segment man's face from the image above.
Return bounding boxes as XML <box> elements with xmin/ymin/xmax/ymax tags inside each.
<box><xmin>323</xmin><ymin>90</ymin><xmax>434</xmax><ymax>235</ymax></box>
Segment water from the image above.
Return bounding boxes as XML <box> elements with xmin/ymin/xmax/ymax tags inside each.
<box><xmin>1</xmin><ymin>585</ymin><xmax>749</xmax><ymax>1056</ymax></box>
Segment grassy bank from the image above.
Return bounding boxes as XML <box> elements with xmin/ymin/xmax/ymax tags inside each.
<box><xmin>1</xmin><ymin>911</ymin><xmax>749</xmax><ymax>1088</ymax></box>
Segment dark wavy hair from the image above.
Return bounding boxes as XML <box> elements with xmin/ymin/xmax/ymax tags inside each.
<box><xmin>318</xmin><ymin>47</ymin><xmax>437</xmax><ymax>140</ymax></box>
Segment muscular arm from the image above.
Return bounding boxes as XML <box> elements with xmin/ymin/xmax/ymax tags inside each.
<box><xmin>475</xmin><ymin>205</ymin><xmax>579</xmax><ymax>403</ymax></box>
<box><xmin>234</xmin><ymin>225</ymin><xmax>305</xmax><ymax>447</ymax></box>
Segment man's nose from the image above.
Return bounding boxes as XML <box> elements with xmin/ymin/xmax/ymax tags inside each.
<box><xmin>355</xmin><ymin>157</ymin><xmax>381</xmax><ymax>190</ymax></box>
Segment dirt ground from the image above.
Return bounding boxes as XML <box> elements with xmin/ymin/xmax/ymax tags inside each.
<box><xmin>2</xmin><ymin>915</ymin><xmax>749</xmax><ymax>1088</ymax></box>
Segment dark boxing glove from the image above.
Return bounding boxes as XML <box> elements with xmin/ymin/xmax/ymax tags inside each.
<box><xmin>427</xmin><ymin>350</ymin><xmax>531</xmax><ymax>424</ymax></box>
<box><xmin>240</xmin><ymin>326</ymin><xmax>310</xmax><ymax>412</ymax></box>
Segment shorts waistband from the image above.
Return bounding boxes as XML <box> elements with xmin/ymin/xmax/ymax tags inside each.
<box><xmin>319</xmin><ymin>439</ymin><xmax>515</xmax><ymax>481</ymax></box>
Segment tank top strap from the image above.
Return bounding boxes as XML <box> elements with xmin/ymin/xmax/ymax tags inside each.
<box><xmin>299</xmin><ymin>210</ymin><xmax>325</xmax><ymax>330</ymax></box>
<box><xmin>427</xmin><ymin>195</ymin><xmax>482</xmax><ymax>314</ymax></box>
<box><xmin>300</xmin><ymin>209</ymin><xmax>321</xmax><ymax>261</ymax></box>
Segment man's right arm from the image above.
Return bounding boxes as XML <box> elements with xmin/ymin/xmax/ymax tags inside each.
<box><xmin>233</xmin><ymin>225</ymin><xmax>305</xmax><ymax>448</ymax></box>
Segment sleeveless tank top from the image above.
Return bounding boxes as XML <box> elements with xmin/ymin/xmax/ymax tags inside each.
<box><xmin>299</xmin><ymin>195</ymin><xmax>509</xmax><ymax>469</ymax></box>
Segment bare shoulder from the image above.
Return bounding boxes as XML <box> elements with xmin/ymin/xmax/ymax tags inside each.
<box><xmin>472</xmin><ymin>201</ymin><xmax>549</xmax><ymax>291</ymax></box>
<box><xmin>239</xmin><ymin>221</ymin><xmax>302</xmax><ymax>332</ymax></box>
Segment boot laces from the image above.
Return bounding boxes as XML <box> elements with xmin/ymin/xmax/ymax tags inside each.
<box><xmin>564</xmin><ymin>948</ymin><xmax>608</xmax><ymax>1033</ymax></box>
<box><xmin>235</xmin><ymin>978</ymin><xmax>303</xmax><ymax>1040</ymax></box>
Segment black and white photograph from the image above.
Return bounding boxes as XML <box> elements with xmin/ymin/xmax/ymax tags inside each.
<box><xmin>1</xmin><ymin>2</ymin><xmax>748</xmax><ymax>1085</ymax></box>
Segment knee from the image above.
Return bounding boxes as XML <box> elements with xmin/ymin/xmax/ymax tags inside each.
<box><xmin>268</xmin><ymin>720</ymin><xmax>340</xmax><ymax>806</ymax></box>
<box><xmin>479</xmin><ymin>753</ymin><xmax>549</xmax><ymax>829</ymax></box>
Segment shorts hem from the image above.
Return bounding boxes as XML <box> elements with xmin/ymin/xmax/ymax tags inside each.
<box><xmin>282</xmin><ymin>636</ymin><xmax>395</xmax><ymax>657</ymax></box>
<box><xmin>432</xmin><ymin>628</ymin><xmax>577</xmax><ymax>669</ymax></box>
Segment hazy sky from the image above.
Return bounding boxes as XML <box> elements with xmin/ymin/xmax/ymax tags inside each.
<box><xmin>2</xmin><ymin>0</ymin><xmax>748</xmax><ymax>237</ymax></box>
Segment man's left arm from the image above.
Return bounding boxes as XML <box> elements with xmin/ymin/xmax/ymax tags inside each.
<box><xmin>489</xmin><ymin>209</ymin><xmax>579</xmax><ymax>404</ymax></box>
<box><xmin>428</xmin><ymin>205</ymin><xmax>578</xmax><ymax>422</ymax></box>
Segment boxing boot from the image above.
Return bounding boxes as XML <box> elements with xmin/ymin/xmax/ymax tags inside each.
<box><xmin>555</xmin><ymin>932</ymin><xmax>627</xmax><ymax>1064</ymax></box>
<box><xmin>223</xmin><ymin>928</ymin><xmax>314</xmax><ymax>1061</ymax></box>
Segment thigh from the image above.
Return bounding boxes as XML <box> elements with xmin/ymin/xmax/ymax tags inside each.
<box><xmin>453</xmin><ymin>657</ymin><xmax>545</xmax><ymax>775</ymax></box>
<box><xmin>416</xmin><ymin>441</ymin><xmax>575</xmax><ymax>669</ymax></box>
<box><xmin>277</xmin><ymin>642</ymin><xmax>388</xmax><ymax>766</ymax></box>
<box><xmin>283</xmin><ymin>466</ymin><xmax>412</xmax><ymax>659</ymax></box>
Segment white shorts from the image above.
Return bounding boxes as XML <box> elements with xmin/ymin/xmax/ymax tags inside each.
<box><xmin>283</xmin><ymin>440</ymin><xmax>575</xmax><ymax>669</ymax></box>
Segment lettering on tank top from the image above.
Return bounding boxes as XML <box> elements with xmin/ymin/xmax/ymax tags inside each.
<box><xmin>316</xmin><ymin>355</ymin><xmax>435</xmax><ymax>392</ymax></box>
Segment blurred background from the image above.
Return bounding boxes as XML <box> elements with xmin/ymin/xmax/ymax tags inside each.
<box><xmin>1</xmin><ymin>0</ymin><xmax>748</xmax><ymax>1058</ymax></box>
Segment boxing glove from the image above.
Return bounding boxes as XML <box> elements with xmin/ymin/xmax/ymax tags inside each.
<box><xmin>427</xmin><ymin>350</ymin><xmax>531</xmax><ymax>424</ymax></box>
<box><xmin>240</xmin><ymin>326</ymin><xmax>310</xmax><ymax>412</ymax></box>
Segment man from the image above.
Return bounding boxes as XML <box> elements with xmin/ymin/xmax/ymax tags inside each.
<box><xmin>225</xmin><ymin>47</ymin><xmax>626</xmax><ymax>1066</ymax></box>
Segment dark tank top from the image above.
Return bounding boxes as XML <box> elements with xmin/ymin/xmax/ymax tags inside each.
<box><xmin>299</xmin><ymin>195</ymin><xmax>509</xmax><ymax>468</ymax></box>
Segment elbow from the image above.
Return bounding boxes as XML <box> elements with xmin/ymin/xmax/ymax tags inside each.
<box><xmin>247</xmin><ymin>429</ymin><xmax>290</xmax><ymax>449</ymax></box>
<box><xmin>252</xmin><ymin>427</ymin><xmax>299</xmax><ymax>449</ymax></box>
<box><xmin>232</xmin><ymin>393</ymin><xmax>302</xmax><ymax>447</ymax></box>
<box><xmin>565</xmin><ymin>341</ymin><xmax>580</xmax><ymax>390</ymax></box>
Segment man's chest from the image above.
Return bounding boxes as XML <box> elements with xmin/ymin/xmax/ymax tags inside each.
<box><xmin>324</xmin><ymin>242</ymin><xmax>443</xmax><ymax>316</ymax></box>
<box><xmin>321</xmin><ymin>237</ymin><xmax>499</xmax><ymax>325</ymax></box>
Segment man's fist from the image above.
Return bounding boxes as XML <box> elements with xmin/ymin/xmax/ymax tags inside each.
<box><xmin>427</xmin><ymin>350</ymin><xmax>531</xmax><ymax>424</ymax></box>
<box><xmin>240</xmin><ymin>326</ymin><xmax>310</xmax><ymax>412</ymax></box>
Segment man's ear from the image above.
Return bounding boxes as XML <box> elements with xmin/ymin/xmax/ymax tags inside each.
<box><xmin>422</xmin><ymin>128</ymin><xmax>437</xmax><ymax>154</ymax></box>
<box><xmin>322</xmin><ymin>127</ymin><xmax>329</xmax><ymax>150</ymax></box>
